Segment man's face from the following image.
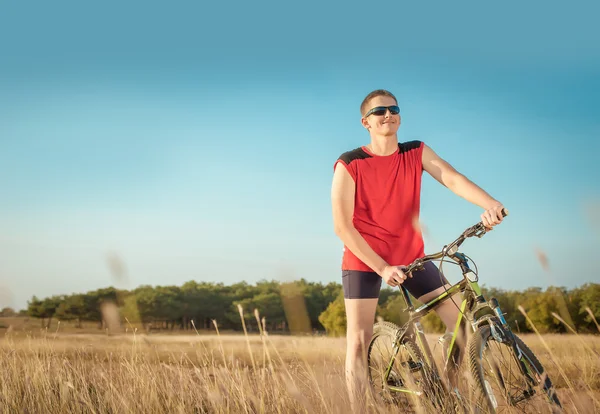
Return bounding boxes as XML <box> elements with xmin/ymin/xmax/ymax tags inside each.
<box><xmin>361</xmin><ymin>95</ymin><xmax>401</xmax><ymax>136</ymax></box>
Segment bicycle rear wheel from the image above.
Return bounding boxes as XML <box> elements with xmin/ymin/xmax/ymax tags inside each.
<box><xmin>367</xmin><ymin>321</ymin><xmax>447</xmax><ymax>411</ymax></box>
<box><xmin>468</xmin><ymin>324</ymin><xmax>562</xmax><ymax>413</ymax></box>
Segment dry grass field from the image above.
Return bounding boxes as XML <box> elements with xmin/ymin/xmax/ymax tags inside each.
<box><xmin>1</xmin><ymin>317</ymin><xmax>599</xmax><ymax>413</ymax></box>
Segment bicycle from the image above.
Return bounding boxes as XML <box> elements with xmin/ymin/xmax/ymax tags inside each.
<box><xmin>367</xmin><ymin>210</ymin><xmax>562</xmax><ymax>413</ymax></box>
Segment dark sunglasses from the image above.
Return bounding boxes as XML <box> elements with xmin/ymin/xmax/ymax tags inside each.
<box><xmin>364</xmin><ymin>105</ymin><xmax>400</xmax><ymax>117</ymax></box>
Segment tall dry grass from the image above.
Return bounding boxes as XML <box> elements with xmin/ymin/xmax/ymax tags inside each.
<box><xmin>1</xmin><ymin>315</ymin><xmax>599</xmax><ymax>413</ymax></box>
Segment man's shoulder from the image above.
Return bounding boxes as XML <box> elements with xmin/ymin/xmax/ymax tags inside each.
<box><xmin>337</xmin><ymin>147</ymin><xmax>371</xmax><ymax>165</ymax></box>
<box><xmin>398</xmin><ymin>140</ymin><xmax>423</xmax><ymax>153</ymax></box>
<box><xmin>336</xmin><ymin>140</ymin><xmax>424</xmax><ymax>164</ymax></box>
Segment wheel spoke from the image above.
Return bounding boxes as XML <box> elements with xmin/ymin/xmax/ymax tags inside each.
<box><xmin>472</xmin><ymin>325</ymin><xmax>561</xmax><ymax>413</ymax></box>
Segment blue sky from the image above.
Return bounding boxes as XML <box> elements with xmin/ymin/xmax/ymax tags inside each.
<box><xmin>1</xmin><ymin>1</ymin><xmax>599</xmax><ymax>310</ymax></box>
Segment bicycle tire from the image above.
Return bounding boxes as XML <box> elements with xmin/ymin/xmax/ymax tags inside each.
<box><xmin>468</xmin><ymin>324</ymin><xmax>562</xmax><ymax>413</ymax></box>
<box><xmin>367</xmin><ymin>321</ymin><xmax>447</xmax><ymax>410</ymax></box>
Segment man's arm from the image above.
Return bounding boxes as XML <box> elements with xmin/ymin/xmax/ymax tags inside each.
<box><xmin>331</xmin><ymin>163</ymin><xmax>389</xmax><ymax>275</ymax></box>
<box><xmin>332</xmin><ymin>161</ymin><xmax>426</xmax><ymax>287</ymax></box>
<box><xmin>421</xmin><ymin>144</ymin><xmax>505</xmax><ymax>227</ymax></box>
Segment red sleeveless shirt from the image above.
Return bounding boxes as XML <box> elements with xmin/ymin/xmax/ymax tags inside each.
<box><xmin>334</xmin><ymin>140</ymin><xmax>425</xmax><ymax>272</ymax></box>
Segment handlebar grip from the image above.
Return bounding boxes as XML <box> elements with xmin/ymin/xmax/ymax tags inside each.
<box><xmin>501</xmin><ymin>208</ymin><xmax>509</xmax><ymax>218</ymax></box>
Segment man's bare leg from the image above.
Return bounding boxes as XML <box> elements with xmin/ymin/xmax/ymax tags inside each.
<box><xmin>344</xmin><ymin>297</ymin><xmax>378</xmax><ymax>411</ymax></box>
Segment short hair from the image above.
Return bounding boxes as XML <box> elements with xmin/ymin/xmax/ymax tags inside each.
<box><xmin>360</xmin><ymin>89</ymin><xmax>398</xmax><ymax>116</ymax></box>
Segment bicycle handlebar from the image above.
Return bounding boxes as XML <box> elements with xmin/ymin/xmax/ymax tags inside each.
<box><xmin>403</xmin><ymin>208</ymin><xmax>509</xmax><ymax>274</ymax></box>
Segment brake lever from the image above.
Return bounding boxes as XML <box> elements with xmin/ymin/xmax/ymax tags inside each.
<box><xmin>463</xmin><ymin>223</ymin><xmax>487</xmax><ymax>238</ymax></box>
<box><xmin>473</xmin><ymin>223</ymin><xmax>488</xmax><ymax>238</ymax></box>
<box><xmin>403</xmin><ymin>260</ymin><xmax>424</xmax><ymax>275</ymax></box>
<box><xmin>471</xmin><ymin>208</ymin><xmax>508</xmax><ymax>238</ymax></box>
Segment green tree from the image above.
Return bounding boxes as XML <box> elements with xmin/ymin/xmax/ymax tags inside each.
<box><xmin>27</xmin><ymin>295</ymin><xmax>44</xmax><ymax>325</ymax></box>
<box><xmin>237</xmin><ymin>291</ymin><xmax>285</xmax><ymax>332</ymax></box>
<box><xmin>376</xmin><ymin>294</ymin><xmax>409</xmax><ymax>326</ymax></box>
<box><xmin>318</xmin><ymin>292</ymin><xmax>347</xmax><ymax>337</ymax></box>
<box><xmin>134</xmin><ymin>285</ymin><xmax>161</xmax><ymax>326</ymax></box>
<box><xmin>298</xmin><ymin>280</ymin><xmax>341</xmax><ymax>331</ymax></box>
<box><xmin>0</xmin><ymin>307</ymin><xmax>16</xmax><ymax>317</ymax></box>
<box><xmin>120</xmin><ymin>294</ymin><xmax>142</xmax><ymax>324</ymax></box>
<box><xmin>522</xmin><ymin>287</ymin><xmax>568</xmax><ymax>333</ymax></box>
<box><xmin>154</xmin><ymin>285</ymin><xmax>183</xmax><ymax>329</ymax></box>
<box><xmin>573</xmin><ymin>283</ymin><xmax>600</xmax><ymax>332</ymax></box>
<box><xmin>39</xmin><ymin>296</ymin><xmax>61</xmax><ymax>328</ymax></box>
<box><xmin>55</xmin><ymin>294</ymin><xmax>86</xmax><ymax>328</ymax></box>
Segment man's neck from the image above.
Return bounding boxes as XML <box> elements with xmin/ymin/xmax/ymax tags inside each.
<box><xmin>366</xmin><ymin>135</ymin><xmax>398</xmax><ymax>156</ymax></box>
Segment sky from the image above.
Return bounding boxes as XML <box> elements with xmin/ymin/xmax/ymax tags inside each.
<box><xmin>1</xmin><ymin>1</ymin><xmax>599</xmax><ymax>310</ymax></box>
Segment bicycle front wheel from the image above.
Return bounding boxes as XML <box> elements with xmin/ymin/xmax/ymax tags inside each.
<box><xmin>468</xmin><ymin>324</ymin><xmax>562</xmax><ymax>413</ymax></box>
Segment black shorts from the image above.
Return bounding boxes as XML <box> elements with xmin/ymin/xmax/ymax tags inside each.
<box><xmin>342</xmin><ymin>262</ymin><xmax>449</xmax><ymax>300</ymax></box>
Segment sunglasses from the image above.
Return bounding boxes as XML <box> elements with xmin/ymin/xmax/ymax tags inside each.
<box><xmin>364</xmin><ymin>105</ymin><xmax>400</xmax><ymax>117</ymax></box>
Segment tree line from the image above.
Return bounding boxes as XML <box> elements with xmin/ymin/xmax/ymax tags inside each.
<box><xmin>25</xmin><ymin>280</ymin><xmax>340</xmax><ymax>333</ymax></box>
<box><xmin>22</xmin><ymin>280</ymin><xmax>600</xmax><ymax>335</ymax></box>
<box><xmin>319</xmin><ymin>283</ymin><xmax>600</xmax><ymax>335</ymax></box>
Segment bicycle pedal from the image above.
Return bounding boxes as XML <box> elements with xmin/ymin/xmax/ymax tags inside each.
<box><xmin>512</xmin><ymin>388</ymin><xmax>536</xmax><ymax>404</ymax></box>
<box><xmin>387</xmin><ymin>378</ymin><xmax>403</xmax><ymax>387</ymax></box>
<box><xmin>403</xmin><ymin>360</ymin><xmax>422</xmax><ymax>372</ymax></box>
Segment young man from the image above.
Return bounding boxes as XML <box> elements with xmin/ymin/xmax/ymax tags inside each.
<box><xmin>331</xmin><ymin>89</ymin><xmax>506</xmax><ymax>404</ymax></box>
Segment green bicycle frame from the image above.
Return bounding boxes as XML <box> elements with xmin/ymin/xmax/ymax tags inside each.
<box><xmin>382</xmin><ymin>254</ymin><xmax>492</xmax><ymax>395</ymax></box>
<box><xmin>377</xmin><ymin>210</ymin><xmax>552</xmax><ymax>406</ymax></box>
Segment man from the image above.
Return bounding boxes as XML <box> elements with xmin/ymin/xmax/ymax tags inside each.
<box><xmin>331</xmin><ymin>89</ymin><xmax>505</xmax><ymax>406</ymax></box>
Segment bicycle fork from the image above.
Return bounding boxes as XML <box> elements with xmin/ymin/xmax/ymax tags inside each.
<box><xmin>488</xmin><ymin>298</ymin><xmax>545</xmax><ymax>404</ymax></box>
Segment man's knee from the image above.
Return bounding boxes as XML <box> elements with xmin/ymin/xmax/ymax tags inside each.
<box><xmin>346</xmin><ymin>329</ymin><xmax>372</xmax><ymax>353</ymax></box>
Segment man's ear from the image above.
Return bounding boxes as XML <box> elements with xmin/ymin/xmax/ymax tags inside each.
<box><xmin>361</xmin><ymin>117</ymin><xmax>370</xmax><ymax>130</ymax></box>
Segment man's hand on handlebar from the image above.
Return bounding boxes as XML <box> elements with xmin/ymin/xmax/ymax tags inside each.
<box><xmin>481</xmin><ymin>204</ymin><xmax>507</xmax><ymax>230</ymax></box>
<box><xmin>381</xmin><ymin>265</ymin><xmax>412</xmax><ymax>287</ymax></box>
<box><xmin>402</xmin><ymin>208</ymin><xmax>509</xmax><ymax>273</ymax></box>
